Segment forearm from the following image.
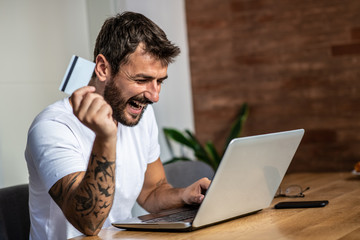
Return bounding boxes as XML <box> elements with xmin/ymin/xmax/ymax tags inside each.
<box><xmin>141</xmin><ymin>181</ymin><xmax>186</xmax><ymax>213</ymax></box>
<box><xmin>138</xmin><ymin>176</ymin><xmax>210</xmax><ymax>213</ymax></box>
<box><xmin>50</xmin><ymin>136</ymin><xmax>116</xmax><ymax>235</ymax></box>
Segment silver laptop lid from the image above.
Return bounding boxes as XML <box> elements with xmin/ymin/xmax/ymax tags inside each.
<box><xmin>193</xmin><ymin>129</ymin><xmax>304</xmax><ymax>228</ymax></box>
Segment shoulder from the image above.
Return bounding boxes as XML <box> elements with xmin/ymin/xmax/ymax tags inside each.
<box><xmin>26</xmin><ymin>98</ymin><xmax>89</xmax><ymax>152</ymax></box>
<box><xmin>34</xmin><ymin>98</ymin><xmax>73</xmax><ymax>121</ymax></box>
<box><xmin>28</xmin><ymin>98</ymin><xmax>79</xmax><ymax>134</ymax></box>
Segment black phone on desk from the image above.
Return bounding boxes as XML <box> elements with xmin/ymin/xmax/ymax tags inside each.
<box><xmin>274</xmin><ymin>200</ymin><xmax>329</xmax><ymax>209</ymax></box>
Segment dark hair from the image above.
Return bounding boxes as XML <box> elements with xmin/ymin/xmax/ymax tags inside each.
<box><xmin>93</xmin><ymin>11</ymin><xmax>181</xmax><ymax>77</ymax></box>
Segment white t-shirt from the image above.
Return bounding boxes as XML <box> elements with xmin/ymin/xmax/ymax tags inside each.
<box><xmin>25</xmin><ymin>98</ymin><xmax>160</xmax><ymax>239</ymax></box>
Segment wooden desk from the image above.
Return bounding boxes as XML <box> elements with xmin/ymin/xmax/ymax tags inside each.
<box><xmin>70</xmin><ymin>172</ymin><xmax>360</xmax><ymax>240</ymax></box>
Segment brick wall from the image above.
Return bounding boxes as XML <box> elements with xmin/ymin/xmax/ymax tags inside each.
<box><xmin>185</xmin><ymin>0</ymin><xmax>360</xmax><ymax>172</ymax></box>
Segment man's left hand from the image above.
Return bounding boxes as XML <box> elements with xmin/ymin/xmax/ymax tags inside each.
<box><xmin>181</xmin><ymin>177</ymin><xmax>211</xmax><ymax>205</ymax></box>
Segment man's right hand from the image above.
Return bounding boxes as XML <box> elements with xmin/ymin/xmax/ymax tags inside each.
<box><xmin>70</xmin><ymin>86</ymin><xmax>117</xmax><ymax>140</ymax></box>
<box><xmin>49</xmin><ymin>86</ymin><xmax>118</xmax><ymax>236</ymax></box>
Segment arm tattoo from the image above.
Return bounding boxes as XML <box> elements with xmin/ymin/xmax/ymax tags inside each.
<box><xmin>74</xmin><ymin>182</ymin><xmax>96</xmax><ymax>216</ymax></box>
<box><xmin>50</xmin><ymin>152</ymin><xmax>115</xmax><ymax>234</ymax></box>
<box><xmin>72</xmin><ymin>153</ymin><xmax>115</xmax><ymax>232</ymax></box>
<box><xmin>94</xmin><ymin>157</ymin><xmax>115</xmax><ymax>181</ymax></box>
<box><xmin>67</xmin><ymin>172</ymin><xmax>82</xmax><ymax>193</ymax></box>
<box><xmin>49</xmin><ymin>181</ymin><xmax>64</xmax><ymax>205</ymax></box>
<box><xmin>50</xmin><ymin>172</ymin><xmax>83</xmax><ymax>205</ymax></box>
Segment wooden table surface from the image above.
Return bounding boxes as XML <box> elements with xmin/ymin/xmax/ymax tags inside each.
<box><xmin>70</xmin><ymin>172</ymin><xmax>360</xmax><ymax>240</ymax></box>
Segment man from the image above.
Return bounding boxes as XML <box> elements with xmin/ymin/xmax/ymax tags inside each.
<box><xmin>25</xmin><ymin>12</ymin><xmax>210</xmax><ymax>239</ymax></box>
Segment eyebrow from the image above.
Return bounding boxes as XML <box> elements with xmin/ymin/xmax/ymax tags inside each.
<box><xmin>131</xmin><ymin>73</ymin><xmax>168</xmax><ymax>81</ymax></box>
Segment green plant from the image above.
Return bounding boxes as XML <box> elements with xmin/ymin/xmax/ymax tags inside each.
<box><xmin>163</xmin><ymin>103</ymin><xmax>249</xmax><ymax>171</ymax></box>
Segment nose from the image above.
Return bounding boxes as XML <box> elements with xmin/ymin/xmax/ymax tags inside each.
<box><xmin>144</xmin><ymin>80</ymin><xmax>160</xmax><ymax>103</ymax></box>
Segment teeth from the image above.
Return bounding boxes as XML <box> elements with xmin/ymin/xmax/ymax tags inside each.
<box><xmin>138</xmin><ymin>103</ymin><xmax>146</xmax><ymax>108</ymax></box>
<box><xmin>131</xmin><ymin>100</ymin><xmax>146</xmax><ymax>109</ymax></box>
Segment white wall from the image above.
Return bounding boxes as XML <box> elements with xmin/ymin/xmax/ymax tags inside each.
<box><xmin>0</xmin><ymin>0</ymin><xmax>193</xmax><ymax>188</ymax></box>
<box><xmin>0</xmin><ymin>0</ymin><xmax>91</xmax><ymax>187</ymax></box>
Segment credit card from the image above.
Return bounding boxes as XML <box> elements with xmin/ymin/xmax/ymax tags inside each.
<box><xmin>59</xmin><ymin>55</ymin><xmax>95</xmax><ymax>95</ymax></box>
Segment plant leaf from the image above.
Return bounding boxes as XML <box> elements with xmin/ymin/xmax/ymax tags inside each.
<box><xmin>184</xmin><ymin>130</ymin><xmax>208</xmax><ymax>157</ymax></box>
<box><xmin>162</xmin><ymin>102</ymin><xmax>249</xmax><ymax>171</ymax></box>
<box><xmin>184</xmin><ymin>130</ymin><xmax>215</xmax><ymax>166</ymax></box>
<box><xmin>223</xmin><ymin>103</ymin><xmax>249</xmax><ymax>154</ymax></box>
<box><xmin>163</xmin><ymin>128</ymin><xmax>196</xmax><ymax>150</ymax></box>
<box><xmin>163</xmin><ymin>130</ymin><xmax>175</xmax><ymax>158</ymax></box>
<box><xmin>204</xmin><ymin>141</ymin><xmax>221</xmax><ymax>170</ymax></box>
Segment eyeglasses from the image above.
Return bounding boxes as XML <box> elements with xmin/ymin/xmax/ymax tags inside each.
<box><xmin>275</xmin><ymin>185</ymin><xmax>310</xmax><ymax>198</ymax></box>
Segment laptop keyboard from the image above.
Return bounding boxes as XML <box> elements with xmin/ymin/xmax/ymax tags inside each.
<box><xmin>144</xmin><ymin>209</ymin><xmax>198</xmax><ymax>223</ymax></box>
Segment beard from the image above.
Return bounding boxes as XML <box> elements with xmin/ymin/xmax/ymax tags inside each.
<box><xmin>103</xmin><ymin>79</ymin><xmax>152</xmax><ymax>127</ymax></box>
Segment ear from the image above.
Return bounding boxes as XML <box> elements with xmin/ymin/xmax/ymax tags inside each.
<box><xmin>94</xmin><ymin>54</ymin><xmax>110</xmax><ymax>82</ymax></box>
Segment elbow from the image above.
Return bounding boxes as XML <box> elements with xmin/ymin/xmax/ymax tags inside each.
<box><xmin>137</xmin><ymin>200</ymin><xmax>157</xmax><ymax>214</ymax></box>
<box><xmin>83</xmin><ymin>228</ymin><xmax>100</xmax><ymax>236</ymax></box>
<box><xmin>62</xmin><ymin>202</ymin><xmax>107</xmax><ymax>236</ymax></box>
<box><xmin>65</xmin><ymin>214</ymin><xmax>103</xmax><ymax>236</ymax></box>
<box><xmin>78</xmin><ymin>217</ymin><xmax>106</xmax><ymax>236</ymax></box>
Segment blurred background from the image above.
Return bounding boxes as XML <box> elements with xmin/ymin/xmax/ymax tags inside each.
<box><xmin>186</xmin><ymin>0</ymin><xmax>360</xmax><ymax>173</ymax></box>
<box><xmin>0</xmin><ymin>0</ymin><xmax>194</xmax><ymax>188</ymax></box>
<box><xmin>0</xmin><ymin>0</ymin><xmax>359</xmax><ymax>188</ymax></box>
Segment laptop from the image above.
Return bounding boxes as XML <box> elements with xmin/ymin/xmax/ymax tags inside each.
<box><xmin>112</xmin><ymin>129</ymin><xmax>305</xmax><ymax>231</ymax></box>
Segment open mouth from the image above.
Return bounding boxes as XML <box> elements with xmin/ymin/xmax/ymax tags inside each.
<box><xmin>129</xmin><ymin>100</ymin><xmax>147</xmax><ymax>111</ymax></box>
<box><xmin>129</xmin><ymin>100</ymin><xmax>147</xmax><ymax>110</ymax></box>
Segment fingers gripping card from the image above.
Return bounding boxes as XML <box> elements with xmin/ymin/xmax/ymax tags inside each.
<box><xmin>59</xmin><ymin>55</ymin><xmax>96</xmax><ymax>95</ymax></box>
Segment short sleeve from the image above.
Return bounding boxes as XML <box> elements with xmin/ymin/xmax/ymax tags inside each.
<box><xmin>26</xmin><ymin>120</ymin><xmax>87</xmax><ymax>191</ymax></box>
